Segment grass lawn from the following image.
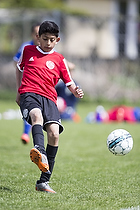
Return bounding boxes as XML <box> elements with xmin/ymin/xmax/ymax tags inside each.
<box><xmin>0</xmin><ymin>100</ymin><xmax>140</xmax><ymax>210</ymax></box>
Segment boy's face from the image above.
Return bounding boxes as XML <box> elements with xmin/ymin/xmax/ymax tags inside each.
<box><xmin>38</xmin><ymin>33</ymin><xmax>60</xmax><ymax>52</ymax></box>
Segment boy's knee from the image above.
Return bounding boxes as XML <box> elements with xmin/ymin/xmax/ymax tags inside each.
<box><xmin>48</xmin><ymin>131</ymin><xmax>59</xmax><ymax>146</ymax></box>
<box><xmin>48</xmin><ymin>131</ymin><xmax>59</xmax><ymax>140</ymax></box>
<box><xmin>29</xmin><ymin>108</ymin><xmax>43</xmax><ymax>125</ymax></box>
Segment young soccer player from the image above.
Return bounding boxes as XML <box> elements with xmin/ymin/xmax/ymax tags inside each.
<box><xmin>16</xmin><ymin>20</ymin><xmax>84</xmax><ymax>193</ymax></box>
<box><xmin>14</xmin><ymin>22</ymin><xmax>40</xmax><ymax>144</ymax></box>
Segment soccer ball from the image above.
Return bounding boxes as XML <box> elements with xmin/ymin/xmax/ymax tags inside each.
<box><xmin>107</xmin><ymin>129</ymin><xmax>133</xmax><ymax>156</ymax></box>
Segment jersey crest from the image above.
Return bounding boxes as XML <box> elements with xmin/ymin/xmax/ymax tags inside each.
<box><xmin>46</xmin><ymin>61</ymin><xmax>55</xmax><ymax>69</ymax></box>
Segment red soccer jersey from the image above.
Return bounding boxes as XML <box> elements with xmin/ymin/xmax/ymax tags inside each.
<box><xmin>17</xmin><ymin>45</ymin><xmax>74</xmax><ymax>104</ymax></box>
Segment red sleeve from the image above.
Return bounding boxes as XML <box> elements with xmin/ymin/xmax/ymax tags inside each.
<box><xmin>59</xmin><ymin>58</ymin><xmax>74</xmax><ymax>86</ymax></box>
<box><xmin>17</xmin><ymin>46</ymin><xmax>27</xmax><ymax>72</ymax></box>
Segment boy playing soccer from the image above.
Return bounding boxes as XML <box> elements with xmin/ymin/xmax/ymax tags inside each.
<box><xmin>16</xmin><ymin>20</ymin><xmax>84</xmax><ymax>193</ymax></box>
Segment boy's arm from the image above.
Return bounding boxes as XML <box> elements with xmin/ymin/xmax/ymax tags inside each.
<box><xmin>16</xmin><ymin>66</ymin><xmax>23</xmax><ymax>106</ymax></box>
<box><xmin>67</xmin><ymin>83</ymin><xmax>84</xmax><ymax>99</ymax></box>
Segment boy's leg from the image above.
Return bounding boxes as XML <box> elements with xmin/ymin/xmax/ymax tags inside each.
<box><xmin>39</xmin><ymin>144</ymin><xmax>58</xmax><ymax>182</ymax></box>
<box><xmin>30</xmin><ymin>108</ymin><xmax>44</xmax><ymax>150</ymax></box>
<box><xmin>32</xmin><ymin>124</ymin><xmax>45</xmax><ymax>152</ymax></box>
<box><xmin>29</xmin><ymin>108</ymin><xmax>49</xmax><ymax>173</ymax></box>
<box><xmin>28</xmin><ymin>98</ymin><xmax>62</xmax><ymax>193</ymax></box>
<box><xmin>36</xmin><ymin>123</ymin><xmax>59</xmax><ymax>192</ymax></box>
<box><xmin>36</xmin><ymin>144</ymin><xmax>58</xmax><ymax>193</ymax></box>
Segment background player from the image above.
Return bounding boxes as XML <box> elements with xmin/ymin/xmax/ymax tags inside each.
<box><xmin>13</xmin><ymin>22</ymin><xmax>40</xmax><ymax>144</ymax></box>
<box><xmin>56</xmin><ymin>62</ymin><xmax>81</xmax><ymax>122</ymax></box>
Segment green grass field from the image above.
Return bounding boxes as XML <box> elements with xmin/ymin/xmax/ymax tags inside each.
<box><xmin>0</xmin><ymin>100</ymin><xmax>140</xmax><ymax>210</ymax></box>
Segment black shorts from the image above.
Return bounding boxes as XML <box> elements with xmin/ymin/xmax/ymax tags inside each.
<box><xmin>20</xmin><ymin>92</ymin><xmax>64</xmax><ymax>134</ymax></box>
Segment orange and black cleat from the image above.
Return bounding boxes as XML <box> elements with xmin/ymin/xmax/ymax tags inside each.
<box><xmin>30</xmin><ymin>147</ymin><xmax>50</xmax><ymax>173</ymax></box>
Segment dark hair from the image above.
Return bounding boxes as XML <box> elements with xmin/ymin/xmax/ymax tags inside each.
<box><xmin>31</xmin><ymin>22</ymin><xmax>40</xmax><ymax>33</ymax></box>
<box><xmin>39</xmin><ymin>21</ymin><xmax>59</xmax><ymax>37</ymax></box>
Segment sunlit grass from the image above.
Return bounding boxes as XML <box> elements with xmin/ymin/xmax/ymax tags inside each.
<box><xmin>0</xmin><ymin>100</ymin><xmax>140</xmax><ymax>210</ymax></box>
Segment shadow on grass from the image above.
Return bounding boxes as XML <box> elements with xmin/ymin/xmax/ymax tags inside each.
<box><xmin>0</xmin><ymin>186</ymin><xmax>12</xmax><ymax>192</ymax></box>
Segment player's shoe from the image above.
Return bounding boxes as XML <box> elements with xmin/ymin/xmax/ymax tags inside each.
<box><xmin>30</xmin><ymin>146</ymin><xmax>49</xmax><ymax>173</ymax></box>
<box><xmin>21</xmin><ymin>133</ymin><xmax>30</xmax><ymax>144</ymax></box>
<box><xmin>36</xmin><ymin>181</ymin><xmax>56</xmax><ymax>193</ymax></box>
<box><xmin>72</xmin><ymin>113</ymin><xmax>81</xmax><ymax>122</ymax></box>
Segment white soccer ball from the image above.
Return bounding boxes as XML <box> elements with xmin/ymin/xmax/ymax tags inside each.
<box><xmin>107</xmin><ymin>129</ymin><xmax>133</xmax><ymax>156</ymax></box>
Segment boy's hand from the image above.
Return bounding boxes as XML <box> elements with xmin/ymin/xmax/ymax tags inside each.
<box><xmin>74</xmin><ymin>86</ymin><xmax>84</xmax><ymax>98</ymax></box>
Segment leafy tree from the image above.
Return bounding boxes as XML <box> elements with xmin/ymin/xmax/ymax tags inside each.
<box><xmin>0</xmin><ymin>0</ymin><xmax>87</xmax><ymax>15</ymax></box>
<box><xmin>0</xmin><ymin>0</ymin><xmax>64</xmax><ymax>9</ymax></box>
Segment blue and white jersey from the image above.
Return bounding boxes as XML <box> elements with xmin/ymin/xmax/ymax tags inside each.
<box><xmin>13</xmin><ymin>40</ymin><xmax>34</xmax><ymax>62</ymax></box>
